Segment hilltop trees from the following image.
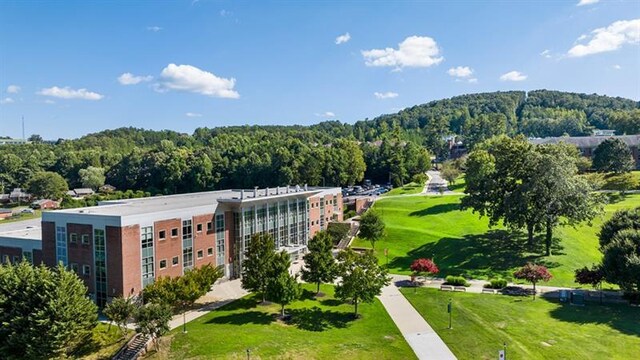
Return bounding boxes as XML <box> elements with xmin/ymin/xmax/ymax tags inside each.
<box><xmin>78</xmin><ymin>166</ymin><xmax>106</xmax><ymax>189</ymax></box>
<box><xmin>0</xmin><ymin>262</ymin><xmax>98</xmax><ymax>359</ymax></box>
<box><xmin>593</xmin><ymin>138</ymin><xmax>635</xmax><ymax>173</ymax></box>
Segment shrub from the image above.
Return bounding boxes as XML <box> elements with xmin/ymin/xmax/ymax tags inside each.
<box><xmin>344</xmin><ymin>210</ymin><xmax>357</xmax><ymax>219</ymax></box>
<box><xmin>444</xmin><ymin>275</ymin><xmax>469</xmax><ymax>287</ymax></box>
<box><xmin>410</xmin><ymin>258</ymin><xmax>439</xmax><ymax>276</ymax></box>
<box><xmin>484</xmin><ymin>278</ymin><xmax>507</xmax><ymax>289</ymax></box>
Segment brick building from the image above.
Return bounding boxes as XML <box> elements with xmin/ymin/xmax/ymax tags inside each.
<box><xmin>41</xmin><ymin>186</ymin><xmax>342</xmax><ymax>306</ymax></box>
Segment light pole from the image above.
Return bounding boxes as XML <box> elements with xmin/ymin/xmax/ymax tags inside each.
<box><xmin>246</xmin><ymin>348</ymin><xmax>251</xmax><ymax>360</ymax></box>
<box><xmin>447</xmin><ymin>298</ymin><xmax>452</xmax><ymax>329</ymax></box>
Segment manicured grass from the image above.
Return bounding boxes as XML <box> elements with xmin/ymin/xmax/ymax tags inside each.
<box><xmin>72</xmin><ymin>323</ymin><xmax>132</xmax><ymax>360</ymax></box>
<box><xmin>582</xmin><ymin>171</ymin><xmax>640</xmax><ymax>191</ymax></box>
<box><xmin>0</xmin><ymin>209</ymin><xmax>41</xmax><ymax>223</ymax></box>
<box><xmin>448</xmin><ymin>176</ymin><xmax>466</xmax><ymax>193</ymax></box>
<box><xmin>385</xmin><ymin>182</ymin><xmax>423</xmax><ymax>196</ymax></box>
<box><xmin>149</xmin><ymin>284</ymin><xmax>415</xmax><ymax>360</ymax></box>
<box><xmin>352</xmin><ymin>194</ymin><xmax>640</xmax><ymax>287</ymax></box>
<box><xmin>401</xmin><ymin>288</ymin><xmax>640</xmax><ymax>360</ymax></box>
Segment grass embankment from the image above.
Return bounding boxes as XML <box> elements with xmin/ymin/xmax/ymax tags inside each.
<box><xmin>448</xmin><ymin>176</ymin><xmax>465</xmax><ymax>193</ymax></box>
<box><xmin>353</xmin><ymin>194</ymin><xmax>640</xmax><ymax>287</ymax></box>
<box><xmin>73</xmin><ymin>323</ymin><xmax>132</xmax><ymax>360</ymax></box>
<box><xmin>401</xmin><ymin>288</ymin><xmax>640</xmax><ymax>360</ymax></box>
<box><xmin>147</xmin><ymin>284</ymin><xmax>414</xmax><ymax>360</ymax></box>
<box><xmin>384</xmin><ymin>182</ymin><xmax>423</xmax><ymax>196</ymax></box>
<box><xmin>0</xmin><ymin>209</ymin><xmax>42</xmax><ymax>224</ymax></box>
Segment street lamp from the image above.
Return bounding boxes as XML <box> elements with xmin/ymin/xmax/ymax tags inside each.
<box><xmin>246</xmin><ymin>348</ymin><xmax>251</xmax><ymax>360</ymax></box>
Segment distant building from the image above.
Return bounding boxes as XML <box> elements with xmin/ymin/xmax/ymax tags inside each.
<box><xmin>67</xmin><ymin>188</ymin><xmax>96</xmax><ymax>198</ymax></box>
<box><xmin>592</xmin><ymin>129</ymin><xmax>616</xmax><ymax>137</ymax></box>
<box><xmin>529</xmin><ymin>135</ymin><xmax>640</xmax><ymax>168</ymax></box>
<box><xmin>0</xmin><ymin>209</ymin><xmax>13</xmax><ymax>220</ymax></box>
<box><xmin>99</xmin><ymin>184</ymin><xmax>116</xmax><ymax>193</ymax></box>
<box><xmin>42</xmin><ymin>185</ymin><xmax>343</xmax><ymax>306</ymax></box>
<box><xmin>0</xmin><ymin>138</ymin><xmax>30</xmax><ymax>145</ymax></box>
<box><xmin>0</xmin><ymin>222</ymin><xmax>42</xmax><ymax>264</ymax></box>
<box><xmin>9</xmin><ymin>188</ymin><xmax>31</xmax><ymax>203</ymax></box>
<box><xmin>31</xmin><ymin>199</ymin><xmax>60</xmax><ymax>210</ymax></box>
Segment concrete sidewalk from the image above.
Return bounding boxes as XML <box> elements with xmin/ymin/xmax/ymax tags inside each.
<box><xmin>168</xmin><ymin>278</ymin><xmax>248</xmax><ymax>330</ymax></box>
<box><xmin>378</xmin><ymin>275</ymin><xmax>457</xmax><ymax>360</ymax></box>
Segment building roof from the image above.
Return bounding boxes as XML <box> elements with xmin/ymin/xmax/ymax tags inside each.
<box><xmin>43</xmin><ymin>186</ymin><xmax>340</xmax><ymax>225</ymax></box>
<box><xmin>529</xmin><ymin>135</ymin><xmax>640</xmax><ymax>148</ymax></box>
<box><xmin>73</xmin><ymin>188</ymin><xmax>95</xmax><ymax>195</ymax></box>
<box><xmin>0</xmin><ymin>218</ymin><xmax>42</xmax><ymax>246</ymax></box>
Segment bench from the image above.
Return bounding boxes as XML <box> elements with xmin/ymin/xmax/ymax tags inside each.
<box><xmin>454</xmin><ymin>286</ymin><xmax>467</xmax><ymax>292</ymax></box>
<box><xmin>440</xmin><ymin>285</ymin><xmax>454</xmax><ymax>291</ymax></box>
<box><xmin>482</xmin><ymin>288</ymin><xmax>497</xmax><ymax>294</ymax></box>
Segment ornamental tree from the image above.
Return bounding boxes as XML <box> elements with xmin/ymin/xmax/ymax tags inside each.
<box><xmin>410</xmin><ymin>258</ymin><xmax>439</xmax><ymax>277</ymax></box>
<box><xmin>575</xmin><ymin>265</ymin><xmax>605</xmax><ymax>304</ymax></box>
<box><xmin>301</xmin><ymin>231</ymin><xmax>337</xmax><ymax>295</ymax></box>
<box><xmin>103</xmin><ymin>296</ymin><xmax>136</xmax><ymax>338</ymax></box>
<box><xmin>513</xmin><ymin>263</ymin><xmax>552</xmax><ymax>299</ymax></box>
<box><xmin>134</xmin><ymin>303</ymin><xmax>172</xmax><ymax>351</ymax></box>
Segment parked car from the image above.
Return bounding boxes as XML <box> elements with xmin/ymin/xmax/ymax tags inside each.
<box><xmin>21</xmin><ymin>208</ymin><xmax>35</xmax><ymax>214</ymax></box>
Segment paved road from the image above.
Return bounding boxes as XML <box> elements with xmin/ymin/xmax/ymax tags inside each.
<box><xmin>378</xmin><ymin>275</ymin><xmax>457</xmax><ymax>360</ymax></box>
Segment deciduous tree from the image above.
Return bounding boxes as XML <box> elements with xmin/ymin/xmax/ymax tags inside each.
<box><xmin>410</xmin><ymin>258</ymin><xmax>439</xmax><ymax>277</ymax></box>
<box><xmin>104</xmin><ymin>296</ymin><xmax>135</xmax><ymax>338</ymax></box>
<box><xmin>335</xmin><ymin>249</ymin><xmax>390</xmax><ymax>317</ymax></box>
<box><xmin>26</xmin><ymin>171</ymin><xmax>69</xmax><ymax>199</ymax></box>
<box><xmin>593</xmin><ymin>138</ymin><xmax>634</xmax><ymax>173</ymax></box>
<box><xmin>301</xmin><ymin>231</ymin><xmax>337</xmax><ymax>295</ymax></box>
<box><xmin>359</xmin><ymin>210</ymin><xmax>385</xmax><ymax>250</ymax></box>
<box><xmin>513</xmin><ymin>263</ymin><xmax>552</xmax><ymax>299</ymax></box>
<box><xmin>266</xmin><ymin>251</ymin><xmax>300</xmax><ymax>318</ymax></box>
<box><xmin>242</xmin><ymin>233</ymin><xmax>276</xmax><ymax>302</ymax></box>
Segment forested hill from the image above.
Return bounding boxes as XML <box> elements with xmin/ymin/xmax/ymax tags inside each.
<box><xmin>1</xmin><ymin>89</ymin><xmax>638</xmax><ymax>195</ymax></box>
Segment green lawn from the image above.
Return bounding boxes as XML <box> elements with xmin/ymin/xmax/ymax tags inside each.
<box><xmin>401</xmin><ymin>288</ymin><xmax>640</xmax><ymax>360</ymax></box>
<box><xmin>149</xmin><ymin>284</ymin><xmax>415</xmax><ymax>360</ymax></box>
<box><xmin>0</xmin><ymin>209</ymin><xmax>42</xmax><ymax>223</ymax></box>
<box><xmin>353</xmin><ymin>193</ymin><xmax>640</xmax><ymax>287</ymax></box>
<box><xmin>448</xmin><ymin>176</ymin><xmax>466</xmax><ymax>193</ymax></box>
<box><xmin>384</xmin><ymin>182</ymin><xmax>423</xmax><ymax>196</ymax></box>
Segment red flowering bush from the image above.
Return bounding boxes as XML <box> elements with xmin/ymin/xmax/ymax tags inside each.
<box><xmin>410</xmin><ymin>258</ymin><xmax>439</xmax><ymax>277</ymax></box>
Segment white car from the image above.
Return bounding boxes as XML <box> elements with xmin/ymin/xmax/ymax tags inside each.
<box><xmin>21</xmin><ymin>208</ymin><xmax>35</xmax><ymax>214</ymax></box>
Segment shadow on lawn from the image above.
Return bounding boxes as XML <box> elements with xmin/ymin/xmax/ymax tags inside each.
<box><xmin>408</xmin><ymin>202</ymin><xmax>460</xmax><ymax>217</ymax></box>
<box><xmin>206</xmin><ymin>311</ymin><xmax>274</xmax><ymax>326</ymax></box>
<box><xmin>287</xmin><ymin>306</ymin><xmax>353</xmax><ymax>332</ymax></box>
<box><xmin>546</xmin><ymin>299</ymin><xmax>640</xmax><ymax>337</ymax></box>
<box><xmin>389</xmin><ymin>230</ymin><xmax>561</xmax><ymax>278</ymax></box>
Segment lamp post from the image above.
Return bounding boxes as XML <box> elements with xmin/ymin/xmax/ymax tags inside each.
<box><xmin>246</xmin><ymin>348</ymin><xmax>251</xmax><ymax>360</ymax></box>
<box><xmin>447</xmin><ymin>298</ymin><xmax>452</xmax><ymax>329</ymax></box>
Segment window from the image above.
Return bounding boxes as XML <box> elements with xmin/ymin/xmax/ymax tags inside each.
<box><xmin>70</xmin><ymin>263</ymin><xmax>79</xmax><ymax>273</ymax></box>
<box><xmin>197</xmin><ymin>250</ymin><xmax>203</xmax><ymax>259</ymax></box>
<box><xmin>141</xmin><ymin>226</ymin><xmax>154</xmax><ymax>287</ymax></box>
<box><xmin>159</xmin><ymin>259</ymin><xmax>167</xmax><ymax>269</ymax></box>
<box><xmin>23</xmin><ymin>251</ymin><xmax>33</xmax><ymax>264</ymax></box>
<box><xmin>216</xmin><ymin>214</ymin><xmax>225</xmax><ymax>266</ymax></box>
<box><xmin>94</xmin><ymin>229</ymin><xmax>107</xmax><ymax>307</ymax></box>
<box><xmin>182</xmin><ymin>220</ymin><xmax>193</xmax><ymax>270</ymax></box>
<box><xmin>70</xmin><ymin>233</ymin><xmax>78</xmax><ymax>243</ymax></box>
<box><xmin>56</xmin><ymin>226</ymin><xmax>67</xmax><ymax>265</ymax></box>
<box><xmin>2</xmin><ymin>255</ymin><xmax>9</xmax><ymax>264</ymax></box>
<box><xmin>207</xmin><ymin>222</ymin><xmax>213</xmax><ymax>231</ymax></box>
<box><xmin>81</xmin><ymin>234</ymin><xmax>90</xmax><ymax>245</ymax></box>
<box><xmin>172</xmin><ymin>256</ymin><xmax>179</xmax><ymax>266</ymax></box>
<box><xmin>159</xmin><ymin>230</ymin><xmax>166</xmax><ymax>240</ymax></box>
<box><xmin>13</xmin><ymin>255</ymin><xmax>20</xmax><ymax>263</ymax></box>
<box><xmin>171</xmin><ymin>228</ymin><xmax>178</xmax><ymax>237</ymax></box>
<box><xmin>197</xmin><ymin>223</ymin><xmax>203</xmax><ymax>232</ymax></box>
<box><xmin>207</xmin><ymin>247</ymin><xmax>213</xmax><ymax>256</ymax></box>
<box><xmin>82</xmin><ymin>264</ymin><xmax>91</xmax><ymax>276</ymax></box>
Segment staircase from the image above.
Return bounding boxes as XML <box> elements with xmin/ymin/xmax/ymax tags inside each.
<box><xmin>112</xmin><ymin>333</ymin><xmax>151</xmax><ymax>360</ymax></box>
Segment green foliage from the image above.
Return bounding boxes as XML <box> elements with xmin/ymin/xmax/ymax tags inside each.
<box><xmin>411</xmin><ymin>172</ymin><xmax>427</xmax><ymax>185</ymax></box>
<box><xmin>26</xmin><ymin>171</ymin><xmax>69</xmax><ymax>199</ymax></box>
<box><xmin>0</xmin><ymin>262</ymin><xmax>98</xmax><ymax>359</ymax></box>
<box><xmin>444</xmin><ymin>275</ymin><xmax>469</xmax><ymax>287</ymax></box>
<box><xmin>598</xmin><ymin>207</ymin><xmax>640</xmax><ymax>248</ymax></box>
<box><xmin>440</xmin><ymin>160</ymin><xmax>462</xmax><ymax>186</ymax></box>
<box><xmin>601</xmin><ymin>229</ymin><xmax>640</xmax><ymax>293</ymax></box>
<box><xmin>484</xmin><ymin>278</ymin><xmax>508</xmax><ymax>289</ymax></box>
<box><xmin>78</xmin><ymin>166</ymin><xmax>106</xmax><ymax>189</ymax></box>
<box><xmin>335</xmin><ymin>249</ymin><xmax>390</xmax><ymax>317</ymax></box>
<box><xmin>593</xmin><ymin>138</ymin><xmax>635</xmax><ymax>173</ymax></box>
<box><xmin>301</xmin><ymin>231</ymin><xmax>337</xmax><ymax>293</ymax></box>
<box><xmin>103</xmin><ymin>296</ymin><xmax>136</xmax><ymax>337</ymax></box>
<box><xmin>358</xmin><ymin>210</ymin><xmax>385</xmax><ymax>250</ymax></box>
<box><xmin>134</xmin><ymin>303</ymin><xmax>172</xmax><ymax>342</ymax></box>
<box><xmin>326</xmin><ymin>222</ymin><xmax>351</xmax><ymax>245</ymax></box>
<box><xmin>266</xmin><ymin>251</ymin><xmax>301</xmax><ymax>317</ymax></box>
<box><xmin>241</xmin><ymin>233</ymin><xmax>276</xmax><ymax>302</ymax></box>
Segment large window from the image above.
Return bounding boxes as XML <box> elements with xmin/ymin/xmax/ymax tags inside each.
<box><xmin>94</xmin><ymin>229</ymin><xmax>107</xmax><ymax>307</ymax></box>
<box><xmin>215</xmin><ymin>214</ymin><xmax>225</xmax><ymax>266</ymax></box>
<box><xmin>55</xmin><ymin>226</ymin><xmax>67</xmax><ymax>265</ymax></box>
<box><xmin>182</xmin><ymin>220</ymin><xmax>193</xmax><ymax>271</ymax></box>
<box><xmin>141</xmin><ymin>226</ymin><xmax>154</xmax><ymax>288</ymax></box>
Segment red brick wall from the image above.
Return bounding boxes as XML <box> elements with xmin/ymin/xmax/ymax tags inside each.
<box><xmin>154</xmin><ymin>218</ymin><xmax>182</xmax><ymax>279</ymax></box>
<box><xmin>121</xmin><ymin>225</ymin><xmax>141</xmax><ymax>297</ymax></box>
<box><xmin>309</xmin><ymin>196</ymin><xmax>321</xmax><ymax>237</ymax></box>
<box><xmin>67</xmin><ymin>223</ymin><xmax>94</xmax><ymax>293</ymax></box>
<box><xmin>106</xmin><ymin>226</ymin><xmax>124</xmax><ymax>297</ymax></box>
<box><xmin>41</xmin><ymin>221</ymin><xmax>56</xmax><ymax>267</ymax></box>
<box><xmin>33</xmin><ymin>249</ymin><xmax>43</xmax><ymax>265</ymax></box>
<box><xmin>193</xmin><ymin>213</ymin><xmax>215</xmax><ymax>267</ymax></box>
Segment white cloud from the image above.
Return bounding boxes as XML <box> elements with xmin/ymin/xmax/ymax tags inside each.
<box><xmin>374</xmin><ymin>91</ymin><xmax>399</xmax><ymax>99</ymax></box>
<box><xmin>185</xmin><ymin>112</ymin><xmax>202</xmax><ymax>117</ymax></box>
<box><xmin>335</xmin><ymin>33</ymin><xmax>351</xmax><ymax>45</ymax></box>
<box><xmin>147</xmin><ymin>26</ymin><xmax>162</xmax><ymax>32</ymax></box>
<box><xmin>0</xmin><ymin>97</ymin><xmax>14</xmax><ymax>104</ymax></box>
<box><xmin>38</xmin><ymin>86</ymin><xmax>104</xmax><ymax>100</ymax></box>
<box><xmin>220</xmin><ymin>9</ymin><xmax>232</xmax><ymax>17</ymax></box>
<box><xmin>157</xmin><ymin>63</ymin><xmax>239</xmax><ymax>99</ymax></box>
<box><xmin>567</xmin><ymin>19</ymin><xmax>640</xmax><ymax>57</ymax></box>
<box><xmin>613</xmin><ymin>64</ymin><xmax>622</xmax><ymax>69</ymax></box>
<box><xmin>315</xmin><ymin>112</ymin><xmax>336</xmax><ymax>118</ymax></box>
<box><xmin>577</xmin><ymin>0</ymin><xmax>599</xmax><ymax>6</ymax></box>
<box><xmin>467</xmin><ymin>78</ymin><xmax>478</xmax><ymax>83</ymax></box>
<box><xmin>447</xmin><ymin>66</ymin><xmax>473</xmax><ymax>78</ymax></box>
<box><xmin>7</xmin><ymin>85</ymin><xmax>20</xmax><ymax>93</ymax></box>
<box><xmin>499</xmin><ymin>71</ymin><xmax>527</xmax><ymax>82</ymax></box>
<box><xmin>362</xmin><ymin>35</ymin><xmax>443</xmax><ymax>68</ymax></box>
<box><xmin>118</xmin><ymin>72</ymin><xmax>153</xmax><ymax>85</ymax></box>
<box><xmin>540</xmin><ymin>49</ymin><xmax>552</xmax><ymax>58</ymax></box>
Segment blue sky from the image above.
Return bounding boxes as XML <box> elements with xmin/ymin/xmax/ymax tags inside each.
<box><xmin>1</xmin><ymin>0</ymin><xmax>639</xmax><ymax>139</ymax></box>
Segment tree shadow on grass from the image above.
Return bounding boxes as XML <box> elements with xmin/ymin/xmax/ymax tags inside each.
<box><xmin>389</xmin><ymin>230</ymin><xmax>558</xmax><ymax>279</ymax></box>
<box><xmin>218</xmin><ymin>297</ymin><xmax>261</xmax><ymax>311</ymax></box>
<box><xmin>545</xmin><ymin>298</ymin><xmax>640</xmax><ymax>337</ymax></box>
<box><xmin>287</xmin><ymin>306</ymin><xmax>353</xmax><ymax>332</ymax></box>
<box><xmin>409</xmin><ymin>203</ymin><xmax>460</xmax><ymax>217</ymax></box>
<box><xmin>205</xmin><ymin>311</ymin><xmax>274</xmax><ymax>326</ymax></box>
<box><xmin>319</xmin><ymin>299</ymin><xmax>343</xmax><ymax>307</ymax></box>
<box><xmin>299</xmin><ymin>288</ymin><xmax>318</xmax><ymax>301</ymax></box>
